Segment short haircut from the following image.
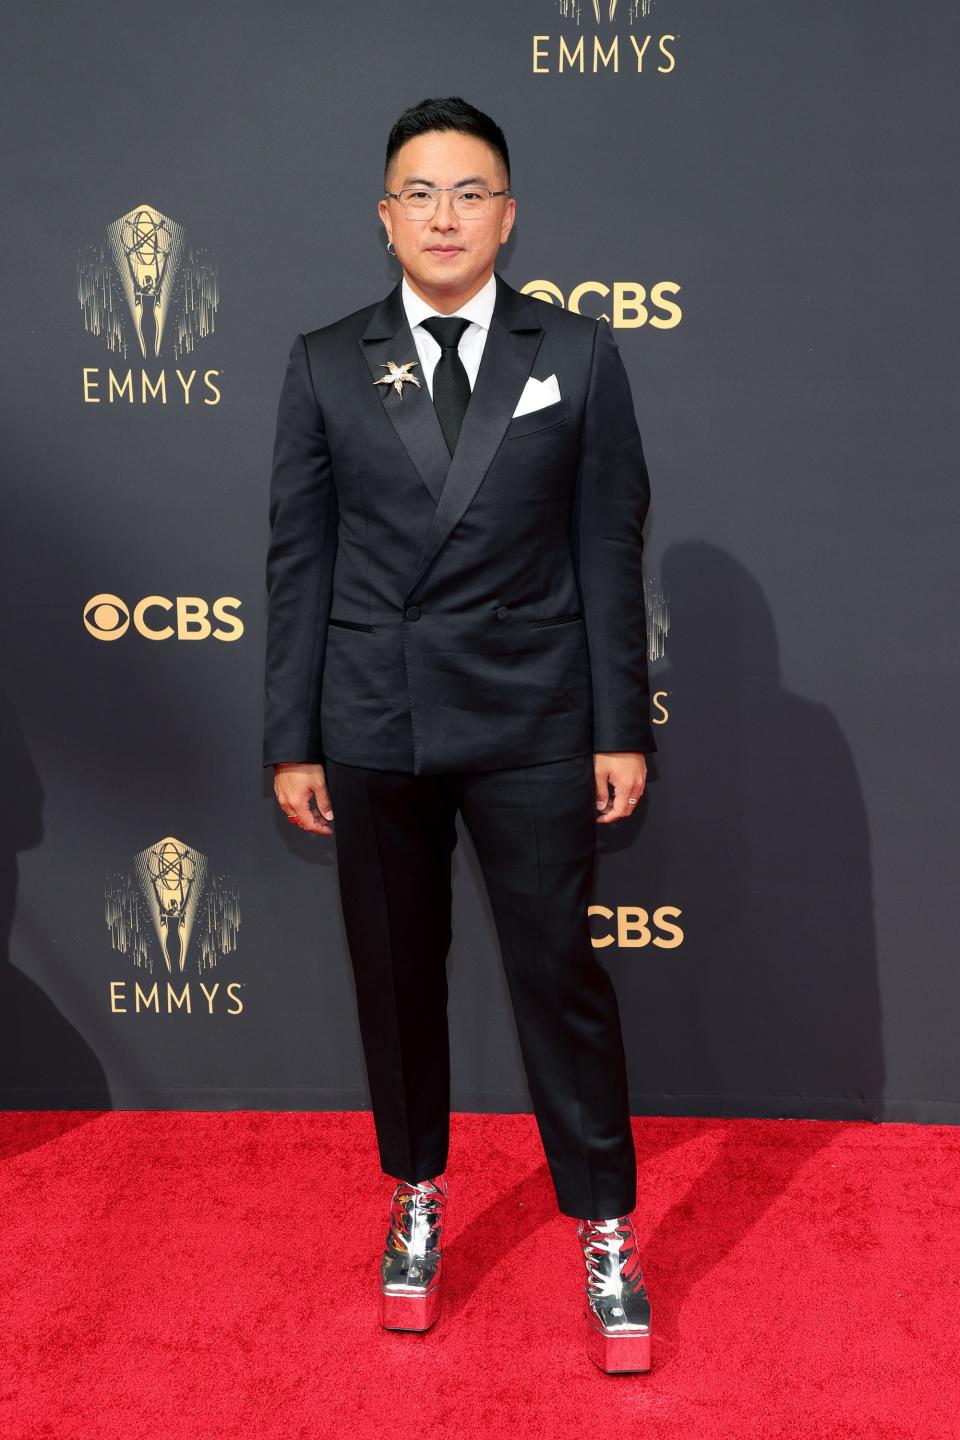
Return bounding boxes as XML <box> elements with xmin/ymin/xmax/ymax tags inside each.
<box><xmin>384</xmin><ymin>96</ymin><xmax>511</xmax><ymax>189</ymax></box>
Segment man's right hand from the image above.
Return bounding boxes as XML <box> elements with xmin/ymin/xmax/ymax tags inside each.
<box><xmin>273</xmin><ymin>763</ymin><xmax>334</xmax><ymax>836</ymax></box>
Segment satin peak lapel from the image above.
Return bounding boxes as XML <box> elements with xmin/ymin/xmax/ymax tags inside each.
<box><xmin>406</xmin><ymin>273</ymin><xmax>545</xmax><ymax>600</ymax></box>
<box><xmin>358</xmin><ymin>280</ymin><xmax>451</xmax><ymax>504</ymax></box>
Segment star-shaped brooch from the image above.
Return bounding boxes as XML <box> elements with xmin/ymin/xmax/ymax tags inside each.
<box><xmin>373</xmin><ymin>359</ymin><xmax>422</xmax><ymax>397</ymax></box>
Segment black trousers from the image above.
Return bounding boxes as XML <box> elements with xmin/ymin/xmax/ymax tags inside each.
<box><xmin>322</xmin><ymin>751</ymin><xmax>637</xmax><ymax>1219</ymax></box>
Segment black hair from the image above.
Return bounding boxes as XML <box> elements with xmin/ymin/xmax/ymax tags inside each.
<box><xmin>384</xmin><ymin>96</ymin><xmax>510</xmax><ymax>189</ymax></box>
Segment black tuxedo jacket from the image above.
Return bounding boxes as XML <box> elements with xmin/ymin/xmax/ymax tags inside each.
<box><xmin>262</xmin><ymin>270</ymin><xmax>657</xmax><ymax>774</ymax></box>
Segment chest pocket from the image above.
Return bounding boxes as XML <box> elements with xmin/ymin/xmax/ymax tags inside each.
<box><xmin>502</xmin><ymin>395</ymin><xmax>571</xmax><ymax>440</ymax></box>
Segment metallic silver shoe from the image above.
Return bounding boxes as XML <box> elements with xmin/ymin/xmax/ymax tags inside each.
<box><xmin>577</xmin><ymin>1213</ymin><xmax>652</xmax><ymax>1373</ymax></box>
<box><xmin>378</xmin><ymin>1172</ymin><xmax>448</xmax><ymax>1331</ymax></box>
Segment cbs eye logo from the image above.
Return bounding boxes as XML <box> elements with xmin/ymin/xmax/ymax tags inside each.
<box><xmin>83</xmin><ymin>594</ymin><xmax>243</xmax><ymax>642</ymax></box>
<box><xmin>521</xmin><ymin>279</ymin><xmax>682</xmax><ymax>329</ymax></box>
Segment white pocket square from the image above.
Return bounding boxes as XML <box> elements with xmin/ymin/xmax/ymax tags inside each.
<box><xmin>512</xmin><ymin>373</ymin><xmax>561</xmax><ymax>418</ymax></box>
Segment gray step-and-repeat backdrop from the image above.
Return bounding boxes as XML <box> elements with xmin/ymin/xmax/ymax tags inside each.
<box><xmin>2</xmin><ymin>1</ymin><xmax>956</xmax><ymax>1121</ymax></box>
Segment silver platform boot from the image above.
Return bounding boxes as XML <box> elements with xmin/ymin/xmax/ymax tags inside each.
<box><xmin>378</xmin><ymin>1172</ymin><xmax>448</xmax><ymax>1331</ymax></box>
<box><xmin>576</xmin><ymin>1213</ymin><xmax>652</xmax><ymax>1373</ymax></box>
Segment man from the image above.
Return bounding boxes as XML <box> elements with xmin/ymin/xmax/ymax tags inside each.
<box><xmin>263</xmin><ymin>96</ymin><xmax>656</xmax><ymax>1374</ymax></box>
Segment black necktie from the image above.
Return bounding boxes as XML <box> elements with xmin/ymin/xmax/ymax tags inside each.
<box><xmin>419</xmin><ymin>315</ymin><xmax>472</xmax><ymax>456</ymax></box>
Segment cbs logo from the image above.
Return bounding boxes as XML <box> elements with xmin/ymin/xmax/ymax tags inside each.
<box><xmin>521</xmin><ymin>279</ymin><xmax>681</xmax><ymax>329</ymax></box>
<box><xmin>589</xmin><ymin>905</ymin><xmax>684</xmax><ymax>949</ymax></box>
<box><xmin>83</xmin><ymin>594</ymin><xmax>243</xmax><ymax>642</ymax></box>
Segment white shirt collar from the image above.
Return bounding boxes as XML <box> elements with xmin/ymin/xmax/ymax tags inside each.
<box><xmin>401</xmin><ymin>270</ymin><xmax>497</xmax><ymax>334</ymax></box>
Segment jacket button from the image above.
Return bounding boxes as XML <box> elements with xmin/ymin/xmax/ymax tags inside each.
<box><xmin>405</xmin><ymin>605</ymin><xmax>421</xmax><ymax>620</ymax></box>
<box><xmin>496</xmin><ymin>606</ymin><xmax>508</xmax><ymax>619</ymax></box>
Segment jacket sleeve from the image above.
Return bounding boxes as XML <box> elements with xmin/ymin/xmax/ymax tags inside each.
<box><xmin>571</xmin><ymin>318</ymin><xmax>658</xmax><ymax>755</ymax></box>
<box><xmin>262</xmin><ymin>333</ymin><xmax>339</xmax><ymax>768</ymax></box>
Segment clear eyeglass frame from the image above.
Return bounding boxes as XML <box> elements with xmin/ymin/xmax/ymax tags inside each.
<box><xmin>383</xmin><ymin>184</ymin><xmax>511</xmax><ymax>219</ymax></box>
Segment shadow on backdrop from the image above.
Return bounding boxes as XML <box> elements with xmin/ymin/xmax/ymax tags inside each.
<box><xmin>0</xmin><ymin>691</ymin><xmax>113</xmax><ymax>1124</ymax></box>
<box><xmin>612</xmin><ymin>541</ymin><xmax>882</xmax><ymax>1118</ymax></box>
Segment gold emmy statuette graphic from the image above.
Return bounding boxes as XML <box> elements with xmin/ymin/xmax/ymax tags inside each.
<box><xmin>77</xmin><ymin>202</ymin><xmax>218</xmax><ymax>360</ymax></box>
<box><xmin>111</xmin><ymin>204</ymin><xmax>180</xmax><ymax>359</ymax></box>
<box><xmin>140</xmin><ymin>836</ymin><xmax>204</xmax><ymax>974</ymax></box>
<box><xmin>105</xmin><ymin>835</ymin><xmax>240</xmax><ymax>977</ymax></box>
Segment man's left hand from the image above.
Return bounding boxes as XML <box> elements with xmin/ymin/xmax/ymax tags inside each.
<box><xmin>594</xmin><ymin>752</ymin><xmax>647</xmax><ymax>824</ymax></box>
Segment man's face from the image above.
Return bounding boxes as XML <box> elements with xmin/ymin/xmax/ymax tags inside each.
<box><xmin>378</xmin><ymin>130</ymin><xmax>515</xmax><ymax>302</ymax></box>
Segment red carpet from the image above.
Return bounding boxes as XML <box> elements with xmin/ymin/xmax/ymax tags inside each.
<box><xmin>2</xmin><ymin>1111</ymin><xmax>958</xmax><ymax>1439</ymax></box>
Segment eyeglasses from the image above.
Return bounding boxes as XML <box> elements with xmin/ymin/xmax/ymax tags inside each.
<box><xmin>384</xmin><ymin>184</ymin><xmax>511</xmax><ymax>219</ymax></box>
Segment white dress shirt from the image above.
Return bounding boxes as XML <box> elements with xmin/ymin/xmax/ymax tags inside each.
<box><xmin>401</xmin><ymin>270</ymin><xmax>497</xmax><ymax>398</ymax></box>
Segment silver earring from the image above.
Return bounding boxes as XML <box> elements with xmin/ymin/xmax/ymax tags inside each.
<box><xmin>387</xmin><ymin>240</ymin><xmax>396</xmax><ymax>256</ymax></box>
